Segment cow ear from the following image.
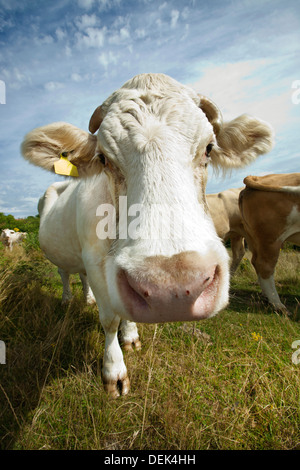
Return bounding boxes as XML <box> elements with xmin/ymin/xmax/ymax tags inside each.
<box><xmin>21</xmin><ymin>122</ymin><xmax>99</xmax><ymax>176</ymax></box>
<box><xmin>210</xmin><ymin>114</ymin><xmax>274</xmax><ymax>169</ymax></box>
<box><xmin>198</xmin><ymin>94</ymin><xmax>223</xmax><ymax>137</ymax></box>
<box><xmin>89</xmin><ymin>106</ymin><xmax>103</xmax><ymax>134</ymax></box>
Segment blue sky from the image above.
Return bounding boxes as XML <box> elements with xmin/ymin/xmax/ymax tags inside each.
<box><xmin>0</xmin><ymin>0</ymin><xmax>299</xmax><ymax>217</ymax></box>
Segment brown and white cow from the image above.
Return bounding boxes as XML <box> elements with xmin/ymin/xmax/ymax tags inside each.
<box><xmin>0</xmin><ymin>228</ymin><xmax>27</xmax><ymax>251</ymax></box>
<box><xmin>21</xmin><ymin>73</ymin><xmax>273</xmax><ymax>396</ymax></box>
<box><xmin>239</xmin><ymin>173</ymin><xmax>300</xmax><ymax>312</ymax></box>
<box><xmin>207</xmin><ymin>188</ymin><xmax>246</xmax><ymax>274</ymax></box>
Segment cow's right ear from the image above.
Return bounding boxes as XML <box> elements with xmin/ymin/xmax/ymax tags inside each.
<box><xmin>21</xmin><ymin>122</ymin><xmax>99</xmax><ymax>176</ymax></box>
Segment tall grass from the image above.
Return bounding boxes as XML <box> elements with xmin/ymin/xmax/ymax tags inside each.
<box><xmin>0</xmin><ymin>244</ymin><xmax>299</xmax><ymax>450</ymax></box>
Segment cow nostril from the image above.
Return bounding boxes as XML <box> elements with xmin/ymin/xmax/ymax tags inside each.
<box><xmin>144</xmin><ymin>291</ymin><xmax>149</xmax><ymax>298</ymax></box>
<box><xmin>204</xmin><ymin>277</ymin><xmax>210</xmax><ymax>283</ymax></box>
<box><xmin>186</xmin><ymin>290</ymin><xmax>190</xmax><ymax>295</ymax></box>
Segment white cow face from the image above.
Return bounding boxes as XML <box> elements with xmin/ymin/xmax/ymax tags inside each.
<box><xmin>97</xmin><ymin>83</ymin><xmax>228</xmax><ymax>322</ymax></box>
<box><xmin>89</xmin><ymin>77</ymin><xmax>228</xmax><ymax>323</ymax></box>
<box><xmin>21</xmin><ymin>73</ymin><xmax>274</xmax><ymax>323</ymax></box>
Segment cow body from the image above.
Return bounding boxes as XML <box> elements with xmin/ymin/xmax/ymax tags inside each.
<box><xmin>21</xmin><ymin>73</ymin><xmax>273</xmax><ymax>396</ymax></box>
<box><xmin>0</xmin><ymin>228</ymin><xmax>27</xmax><ymax>251</ymax></box>
<box><xmin>207</xmin><ymin>188</ymin><xmax>246</xmax><ymax>274</ymax></box>
<box><xmin>38</xmin><ymin>181</ymin><xmax>96</xmax><ymax>305</ymax></box>
<box><xmin>239</xmin><ymin>173</ymin><xmax>300</xmax><ymax>311</ymax></box>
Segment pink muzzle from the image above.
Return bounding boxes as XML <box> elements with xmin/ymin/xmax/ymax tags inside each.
<box><xmin>117</xmin><ymin>251</ymin><xmax>223</xmax><ymax>323</ymax></box>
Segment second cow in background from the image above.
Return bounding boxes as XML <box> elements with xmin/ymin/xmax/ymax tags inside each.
<box><xmin>207</xmin><ymin>188</ymin><xmax>246</xmax><ymax>275</ymax></box>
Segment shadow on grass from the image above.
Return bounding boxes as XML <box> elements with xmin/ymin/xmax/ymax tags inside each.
<box><xmin>229</xmin><ymin>286</ymin><xmax>300</xmax><ymax>321</ymax></box>
<box><xmin>0</xmin><ymin>262</ymin><xmax>102</xmax><ymax>450</ymax></box>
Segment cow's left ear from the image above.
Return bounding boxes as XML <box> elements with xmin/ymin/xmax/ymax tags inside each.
<box><xmin>21</xmin><ymin>122</ymin><xmax>99</xmax><ymax>176</ymax></box>
<box><xmin>89</xmin><ymin>106</ymin><xmax>103</xmax><ymax>134</ymax></box>
<box><xmin>198</xmin><ymin>94</ymin><xmax>222</xmax><ymax>137</ymax></box>
<box><xmin>210</xmin><ymin>114</ymin><xmax>274</xmax><ymax>169</ymax></box>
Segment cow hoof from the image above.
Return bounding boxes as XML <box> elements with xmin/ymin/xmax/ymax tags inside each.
<box><xmin>123</xmin><ymin>339</ymin><xmax>142</xmax><ymax>352</ymax></box>
<box><xmin>104</xmin><ymin>376</ymin><xmax>130</xmax><ymax>398</ymax></box>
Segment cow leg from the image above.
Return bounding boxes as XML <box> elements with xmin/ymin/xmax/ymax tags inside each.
<box><xmin>83</xmin><ymin>263</ymin><xmax>130</xmax><ymax>397</ymax></box>
<box><xmin>120</xmin><ymin>320</ymin><xmax>141</xmax><ymax>351</ymax></box>
<box><xmin>250</xmin><ymin>241</ymin><xmax>287</xmax><ymax>311</ymax></box>
<box><xmin>58</xmin><ymin>267</ymin><xmax>73</xmax><ymax>304</ymax></box>
<box><xmin>230</xmin><ymin>235</ymin><xmax>245</xmax><ymax>275</ymax></box>
<box><xmin>79</xmin><ymin>273</ymin><xmax>96</xmax><ymax>305</ymax></box>
<box><xmin>100</xmin><ymin>314</ymin><xmax>130</xmax><ymax>398</ymax></box>
<box><xmin>257</xmin><ymin>274</ymin><xmax>287</xmax><ymax>311</ymax></box>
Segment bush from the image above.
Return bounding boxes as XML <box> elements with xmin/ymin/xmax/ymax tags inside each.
<box><xmin>0</xmin><ymin>212</ymin><xmax>40</xmax><ymax>234</ymax></box>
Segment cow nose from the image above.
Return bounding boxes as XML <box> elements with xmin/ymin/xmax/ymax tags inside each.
<box><xmin>117</xmin><ymin>251</ymin><xmax>223</xmax><ymax>323</ymax></box>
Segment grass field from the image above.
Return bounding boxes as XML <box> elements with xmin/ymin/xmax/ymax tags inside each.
<box><xmin>0</xmin><ymin>242</ymin><xmax>299</xmax><ymax>450</ymax></box>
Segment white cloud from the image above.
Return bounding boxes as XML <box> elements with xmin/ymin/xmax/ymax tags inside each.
<box><xmin>120</xmin><ymin>27</ymin><xmax>130</xmax><ymax>40</ymax></box>
<box><xmin>71</xmin><ymin>72</ymin><xmax>83</xmax><ymax>82</ymax></box>
<box><xmin>170</xmin><ymin>10</ymin><xmax>179</xmax><ymax>28</ymax></box>
<box><xmin>75</xmin><ymin>13</ymin><xmax>98</xmax><ymax>30</ymax></box>
<box><xmin>77</xmin><ymin>0</ymin><xmax>94</xmax><ymax>9</ymax></box>
<box><xmin>56</xmin><ymin>27</ymin><xmax>66</xmax><ymax>41</ymax></box>
<box><xmin>159</xmin><ymin>2</ymin><xmax>167</xmax><ymax>10</ymax></box>
<box><xmin>21</xmin><ymin>196</ymin><xmax>39</xmax><ymax>204</ymax></box>
<box><xmin>76</xmin><ymin>26</ymin><xmax>106</xmax><ymax>48</ymax></box>
<box><xmin>44</xmin><ymin>81</ymin><xmax>64</xmax><ymax>91</ymax></box>
<box><xmin>98</xmin><ymin>51</ymin><xmax>119</xmax><ymax>70</ymax></box>
<box><xmin>34</xmin><ymin>34</ymin><xmax>54</xmax><ymax>45</ymax></box>
<box><xmin>13</xmin><ymin>67</ymin><xmax>26</xmax><ymax>82</ymax></box>
<box><xmin>76</xmin><ymin>0</ymin><xmax>120</xmax><ymax>12</ymax></box>
<box><xmin>97</xmin><ymin>0</ymin><xmax>121</xmax><ymax>11</ymax></box>
<box><xmin>65</xmin><ymin>45</ymin><xmax>72</xmax><ymax>57</ymax></box>
<box><xmin>135</xmin><ymin>28</ymin><xmax>145</xmax><ymax>39</ymax></box>
<box><xmin>108</xmin><ymin>26</ymin><xmax>130</xmax><ymax>45</ymax></box>
<box><xmin>190</xmin><ymin>59</ymin><xmax>292</xmax><ymax>132</ymax></box>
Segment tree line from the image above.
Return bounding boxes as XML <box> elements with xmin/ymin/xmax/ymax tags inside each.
<box><xmin>0</xmin><ymin>212</ymin><xmax>40</xmax><ymax>234</ymax></box>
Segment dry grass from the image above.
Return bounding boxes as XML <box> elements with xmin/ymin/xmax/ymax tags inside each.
<box><xmin>0</xmin><ymin>243</ymin><xmax>300</xmax><ymax>450</ymax></box>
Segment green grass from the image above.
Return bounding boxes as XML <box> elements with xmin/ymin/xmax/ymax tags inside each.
<box><xmin>0</xmin><ymin>244</ymin><xmax>299</xmax><ymax>450</ymax></box>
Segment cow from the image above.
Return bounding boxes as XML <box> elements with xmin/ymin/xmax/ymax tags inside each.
<box><xmin>0</xmin><ymin>228</ymin><xmax>27</xmax><ymax>251</ymax></box>
<box><xmin>239</xmin><ymin>173</ymin><xmax>300</xmax><ymax>312</ymax></box>
<box><xmin>38</xmin><ymin>181</ymin><xmax>96</xmax><ymax>306</ymax></box>
<box><xmin>21</xmin><ymin>73</ymin><xmax>273</xmax><ymax>396</ymax></box>
<box><xmin>206</xmin><ymin>188</ymin><xmax>246</xmax><ymax>275</ymax></box>
<box><xmin>1</xmin><ymin>229</ymin><xmax>15</xmax><ymax>248</ymax></box>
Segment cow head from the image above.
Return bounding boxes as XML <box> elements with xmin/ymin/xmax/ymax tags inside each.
<box><xmin>21</xmin><ymin>73</ymin><xmax>274</xmax><ymax>323</ymax></box>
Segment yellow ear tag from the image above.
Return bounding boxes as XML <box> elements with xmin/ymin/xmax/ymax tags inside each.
<box><xmin>54</xmin><ymin>155</ymin><xmax>79</xmax><ymax>177</ymax></box>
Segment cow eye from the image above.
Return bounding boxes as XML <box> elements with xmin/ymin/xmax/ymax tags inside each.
<box><xmin>97</xmin><ymin>153</ymin><xmax>108</xmax><ymax>166</ymax></box>
<box><xmin>205</xmin><ymin>143</ymin><xmax>214</xmax><ymax>157</ymax></box>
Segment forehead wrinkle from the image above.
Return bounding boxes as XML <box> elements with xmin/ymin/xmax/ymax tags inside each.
<box><xmin>99</xmin><ymin>90</ymin><xmax>214</xmax><ymax>169</ymax></box>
